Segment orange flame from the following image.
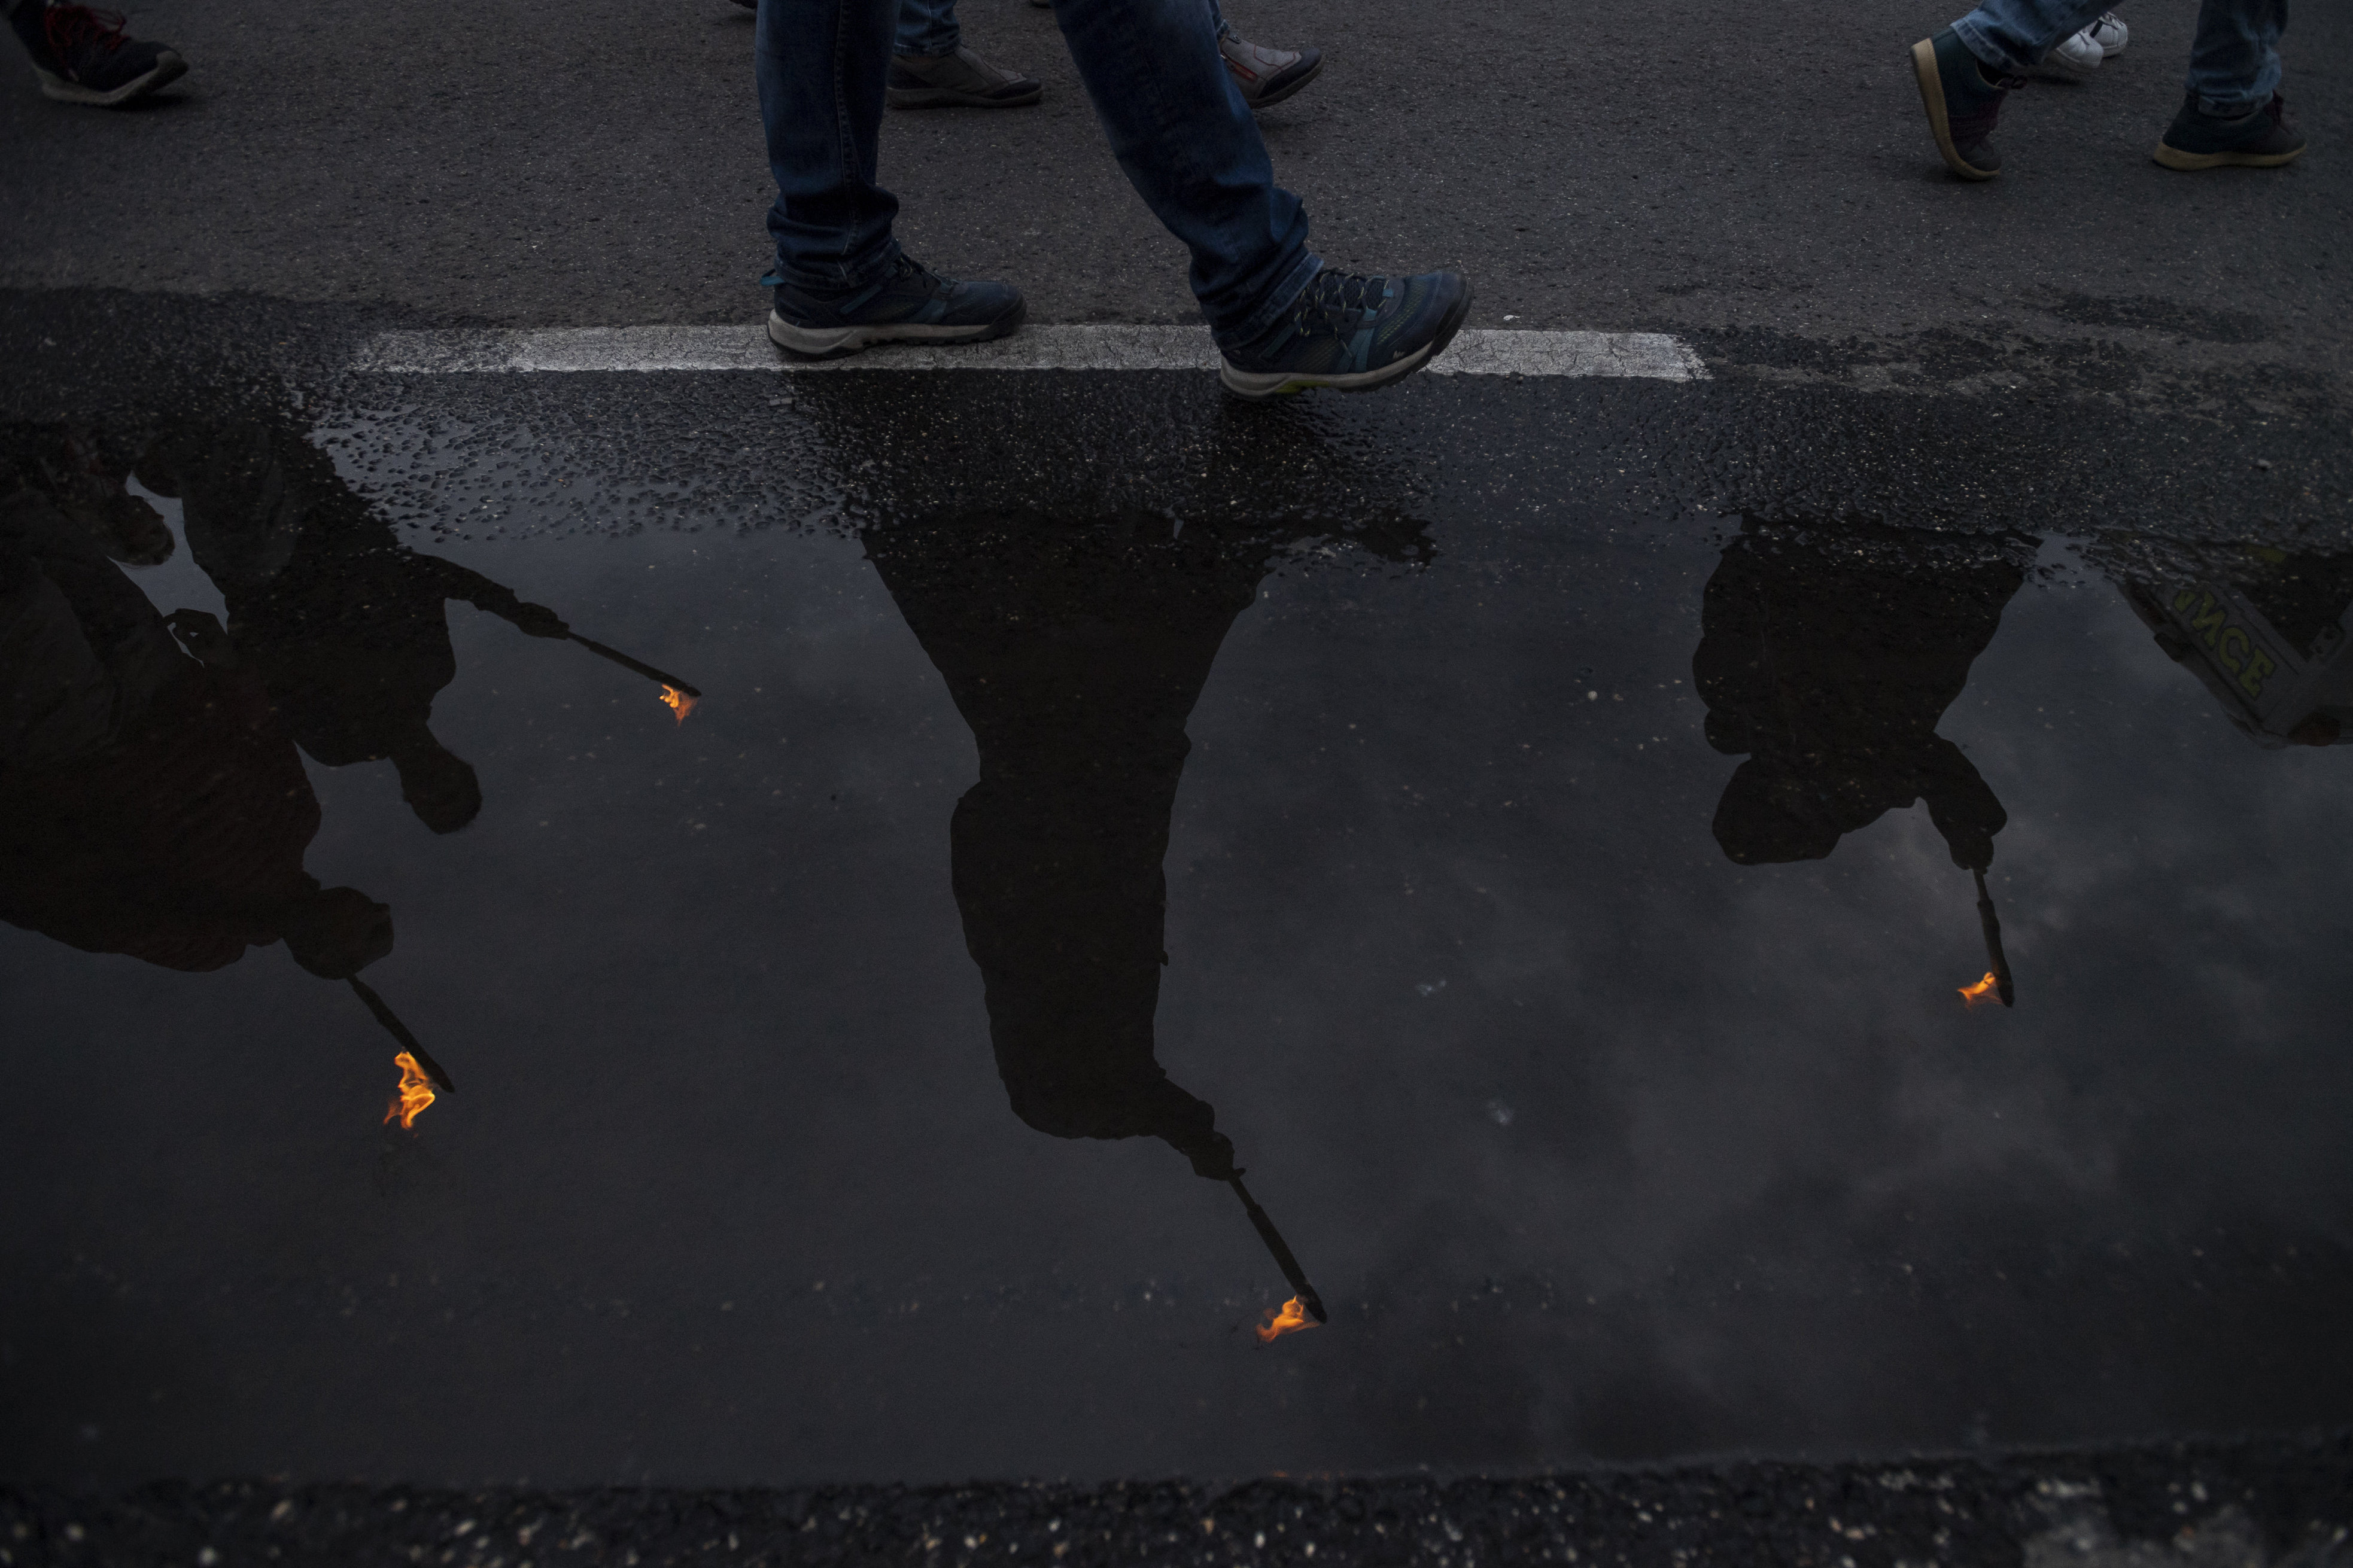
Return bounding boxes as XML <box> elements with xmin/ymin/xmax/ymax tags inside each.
<box><xmin>1254</xmin><ymin>1296</ymin><xmax>1320</xmax><ymax>1344</ymax></box>
<box><xmin>384</xmin><ymin>1051</ymin><xmax>436</xmax><ymax>1129</ymax></box>
<box><xmin>1957</xmin><ymin>972</ymin><xmax>2001</xmax><ymax>1010</ymax></box>
<box><xmin>661</xmin><ymin>685</ymin><xmax>698</xmax><ymax>725</ymax></box>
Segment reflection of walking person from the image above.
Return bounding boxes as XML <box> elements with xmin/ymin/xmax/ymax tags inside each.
<box><xmin>868</xmin><ymin>511</ymin><xmax>1266</xmax><ymax>1178</ymax></box>
<box><xmin>1692</xmin><ymin>523</ymin><xmax>2024</xmax><ymax>874</ymax></box>
<box><xmin>1911</xmin><ymin>0</ymin><xmax>2300</xmax><ymax>178</ymax></box>
<box><xmin>137</xmin><ymin>411</ymin><xmax>570</xmax><ymax>835</ymax></box>
<box><xmin>0</xmin><ymin>470</ymin><xmax>390</xmax><ymax>979</ymax></box>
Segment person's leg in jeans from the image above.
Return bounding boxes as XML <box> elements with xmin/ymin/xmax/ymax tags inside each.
<box><xmin>759</xmin><ymin>0</ymin><xmax>1469</xmax><ymax>391</ymax></box>
<box><xmin>758</xmin><ymin>0</ymin><xmax>901</xmax><ymax>298</ymax></box>
<box><xmin>2184</xmin><ymin>0</ymin><xmax>2284</xmax><ymax>114</ymax></box>
<box><xmin>1053</xmin><ymin>0</ymin><xmax>1468</xmax><ymax>394</ymax></box>
<box><xmin>893</xmin><ymin>0</ymin><xmax>959</xmax><ymax>57</ymax></box>
<box><xmin>1052</xmin><ymin>0</ymin><xmax>1315</xmax><ymax>348</ymax></box>
<box><xmin>1945</xmin><ymin>0</ymin><xmax>2109</xmax><ymax>75</ymax></box>
<box><xmin>2155</xmin><ymin>0</ymin><xmax>2300</xmax><ymax>168</ymax></box>
<box><xmin>887</xmin><ymin>0</ymin><xmax>1042</xmax><ymax>109</ymax></box>
<box><xmin>758</xmin><ymin>0</ymin><xmax>1026</xmax><ymax>352</ymax></box>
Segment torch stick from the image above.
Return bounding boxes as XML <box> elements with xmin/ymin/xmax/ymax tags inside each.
<box><xmin>1228</xmin><ymin>1176</ymin><xmax>1327</xmax><ymax>1324</ymax></box>
<box><xmin>348</xmin><ymin>976</ymin><xmax>457</xmax><ymax>1094</ymax></box>
<box><xmin>568</xmin><ymin>633</ymin><xmax>702</xmax><ymax>699</ymax></box>
<box><xmin>1973</xmin><ymin>867</ymin><xmax>2015</xmax><ymax>1009</ymax></box>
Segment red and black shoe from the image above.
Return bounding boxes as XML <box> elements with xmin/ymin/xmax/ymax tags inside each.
<box><xmin>8</xmin><ymin>1</ymin><xmax>186</xmax><ymax>106</ymax></box>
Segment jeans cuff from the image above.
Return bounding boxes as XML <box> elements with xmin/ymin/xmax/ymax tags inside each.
<box><xmin>2194</xmin><ymin>92</ymin><xmax>2264</xmax><ymax>119</ymax></box>
<box><xmin>771</xmin><ymin>235</ymin><xmax>904</xmax><ymax>300</ymax></box>
<box><xmin>1948</xmin><ymin>17</ymin><xmax>2027</xmax><ymax>78</ymax></box>
<box><xmin>1212</xmin><ymin>250</ymin><xmax>1322</xmax><ymax>351</ymax></box>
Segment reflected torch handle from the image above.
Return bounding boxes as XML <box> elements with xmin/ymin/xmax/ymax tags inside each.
<box><xmin>569</xmin><ymin>634</ymin><xmax>702</xmax><ymax>699</ymax></box>
<box><xmin>1229</xmin><ymin>1177</ymin><xmax>1328</xmax><ymax>1323</ymax></box>
<box><xmin>1974</xmin><ymin>868</ymin><xmax>2015</xmax><ymax>1009</ymax></box>
<box><xmin>348</xmin><ymin>977</ymin><xmax>457</xmax><ymax>1094</ymax></box>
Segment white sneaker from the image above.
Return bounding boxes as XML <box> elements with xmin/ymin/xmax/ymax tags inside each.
<box><xmin>2086</xmin><ymin>11</ymin><xmax>2128</xmax><ymax>54</ymax></box>
<box><xmin>1216</xmin><ymin>26</ymin><xmax>1323</xmax><ymax>108</ymax></box>
<box><xmin>2034</xmin><ymin>27</ymin><xmax>2102</xmax><ymax>80</ymax></box>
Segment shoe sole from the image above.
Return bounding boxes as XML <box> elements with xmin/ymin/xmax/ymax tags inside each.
<box><xmin>2152</xmin><ymin>141</ymin><xmax>2305</xmax><ymax>170</ymax></box>
<box><xmin>886</xmin><ymin>84</ymin><xmax>1042</xmax><ymax>109</ymax></box>
<box><xmin>767</xmin><ymin>300</ymin><xmax>1027</xmax><ymax>358</ymax></box>
<box><xmin>1217</xmin><ymin>281</ymin><xmax>1474</xmax><ymax>401</ymax></box>
<box><xmin>1245</xmin><ymin>53</ymin><xmax>1323</xmax><ymax>110</ymax></box>
<box><xmin>35</xmin><ymin>51</ymin><xmax>186</xmax><ymax>106</ymax></box>
<box><xmin>1910</xmin><ymin>38</ymin><xmax>1999</xmax><ymax>182</ymax></box>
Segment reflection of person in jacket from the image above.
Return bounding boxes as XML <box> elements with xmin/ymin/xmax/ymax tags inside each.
<box><xmin>136</xmin><ymin>412</ymin><xmax>568</xmax><ymax>835</ymax></box>
<box><xmin>1693</xmin><ymin>522</ymin><xmax>2024</xmax><ymax>871</ymax></box>
<box><xmin>867</xmin><ymin>510</ymin><xmax>1287</xmax><ymax>1179</ymax></box>
<box><xmin>0</xmin><ymin>479</ymin><xmax>391</xmax><ymax>979</ymax></box>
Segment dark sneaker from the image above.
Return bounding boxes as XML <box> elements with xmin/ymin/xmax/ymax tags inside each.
<box><xmin>1218</xmin><ymin>27</ymin><xmax>1322</xmax><ymax>109</ymax></box>
<box><xmin>1910</xmin><ymin>27</ymin><xmax>2017</xmax><ymax>181</ymax></box>
<box><xmin>886</xmin><ymin>45</ymin><xmax>1042</xmax><ymax>108</ymax></box>
<box><xmin>10</xmin><ymin>1</ymin><xmax>185</xmax><ymax>105</ymax></box>
<box><xmin>768</xmin><ymin>254</ymin><xmax>1026</xmax><ymax>358</ymax></box>
<box><xmin>1218</xmin><ymin>267</ymin><xmax>1473</xmax><ymax>399</ymax></box>
<box><xmin>2154</xmin><ymin>92</ymin><xmax>2306</xmax><ymax>170</ymax></box>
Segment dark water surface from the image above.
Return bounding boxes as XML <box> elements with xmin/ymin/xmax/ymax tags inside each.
<box><xmin>5</xmin><ymin>397</ymin><xmax>2352</xmax><ymax>1490</ymax></box>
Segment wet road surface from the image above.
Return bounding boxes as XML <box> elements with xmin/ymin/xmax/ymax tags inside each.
<box><xmin>5</xmin><ymin>342</ymin><xmax>2353</xmax><ymax>1503</ymax></box>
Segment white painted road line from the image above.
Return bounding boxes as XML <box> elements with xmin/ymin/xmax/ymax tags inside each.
<box><xmin>349</xmin><ymin>324</ymin><xmax>1708</xmax><ymax>381</ymax></box>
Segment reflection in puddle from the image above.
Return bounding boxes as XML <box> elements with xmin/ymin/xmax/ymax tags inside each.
<box><xmin>6</xmin><ymin>398</ymin><xmax>2353</xmax><ymax>1482</ymax></box>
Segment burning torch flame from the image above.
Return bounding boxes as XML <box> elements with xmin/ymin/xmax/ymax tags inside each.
<box><xmin>661</xmin><ymin>684</ymin><xmax>699</xmax><ymax>725</ymax></box>
<box><xmin>1957</xmin><ymin>972</ymin><xmax>2002</xmax><ymax>1010</ymax></box>
<box><xmin>385</xmin><ymin>1051</ymin><xmax>437</xmax><ymax>1129</ymax></box>
<box><xmin>1254</xmin><ymin>1296</ymin><xmax>1321</xmax><ymax>1344</ymax></box>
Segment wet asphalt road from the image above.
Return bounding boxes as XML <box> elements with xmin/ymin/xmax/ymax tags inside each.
<box><xmin>4</xmin><ymin>0</ymin><xmax>2353</xmax><ymax>1561</ymax></box>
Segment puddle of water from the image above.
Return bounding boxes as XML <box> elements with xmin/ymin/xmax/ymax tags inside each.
<box><xmin>4</xmin><ymin>406</ymin><xmax>2352</xmax><ymax>1487</ymax></box>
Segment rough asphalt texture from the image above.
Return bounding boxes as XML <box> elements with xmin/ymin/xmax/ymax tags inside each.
<box><xmin>7</xmin><ymin>1433</ymin><xmax>2352</xmax><ymax>1566</ymax></box>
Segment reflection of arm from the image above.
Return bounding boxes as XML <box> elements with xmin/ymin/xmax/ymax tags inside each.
<box><xmin>409</xmin><ymin>554</ymin><xmax>569</xmax><ymax>638</ymax></box>
<box><xmin>1917</xmin><ymin>736</ymin><xmax>2006</xmax><ymax>870</ymax></box>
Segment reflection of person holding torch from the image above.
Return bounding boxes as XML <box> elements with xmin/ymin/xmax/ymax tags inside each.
<box><xmin>0</xmin><ymin>478</ymin><xmax>394</xmax><ymax>985</ymax></box>
<box><xmin>1692</xmin><ymin>520</ymin><xmax>2024</xmax><ymax>1003</ymax></box>
<box><xmin>870</xmin><ymin>509</ymin><xmax>1327</xmax><ymax>1323</ymax></box>
<box><xmin>136</xmin><ymin>413</ymin><xmax>573</xmax><ymax>837</ymax></box>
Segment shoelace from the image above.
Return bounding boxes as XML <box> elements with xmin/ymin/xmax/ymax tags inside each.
<box><xmin>44</xmin><ymin>5</ymin><xmax>132</xmax><ymax>54</ymax></box>
<box><xmin>1285</xmin><ymin>271</ymin><xmax>1390</xmax><ymax>337</ymax></box>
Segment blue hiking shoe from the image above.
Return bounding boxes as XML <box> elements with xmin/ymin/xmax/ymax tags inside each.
<box><xmin>1218</xmin><ymin>267</ymin><xmax>1473</xmax><ymax>400</ymax></box>
<box><xmin>768</xmin><ymin>254</ymin><xmax>1026</xmax><ymax>358</ymax></box>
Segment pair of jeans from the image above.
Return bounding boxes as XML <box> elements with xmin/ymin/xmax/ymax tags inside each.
<box><xmin>1953</xmin><ymin>0</ymin><xmax>2287</xmax><ymax>115</ymax></box>
<box><xmin>895</xmin><ymin>0</ymin><xmax>1231</xmax><ymax>57</ymax></box>
<box><xmin>761</xmin><ymin>0</ymin><xmax>1314</xmax><ymax>346</ymax></box>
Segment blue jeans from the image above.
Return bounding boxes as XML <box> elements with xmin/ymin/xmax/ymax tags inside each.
<box><xmin>895</xmin><ymin>0</ymin><xmax>1231</xmax><ymax>57</ymax></box>
<box><xmin>1953</xmin><ymin>0</ymin><xmax>2287</xmax><ymax>115</ymax></box>
<box><xmin>761</xmin><ymin>0</ymin><xmax>1312</xmax><ymax>345</ymax></box>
